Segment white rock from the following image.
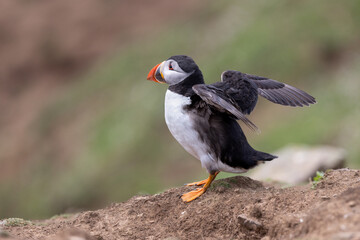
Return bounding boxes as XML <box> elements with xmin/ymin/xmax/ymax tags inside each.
<box><xmin>249</xmin><ymin>145</ymin><xmax>346</xmax><ymax>185</ymax></box>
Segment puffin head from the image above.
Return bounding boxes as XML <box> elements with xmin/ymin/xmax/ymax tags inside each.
<box><xmin>147</xmin><ymin>55</ymin><xmax>201</xmax><ymax>86</ymax></box>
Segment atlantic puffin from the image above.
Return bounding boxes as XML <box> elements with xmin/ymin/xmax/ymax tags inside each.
<box><xmin>147</xmin><ymin>55</ymin><xmax>316</xmax><ymax>202</ymax></box>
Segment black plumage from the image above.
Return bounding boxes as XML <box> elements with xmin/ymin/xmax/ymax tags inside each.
<box><xmin>163</xmin><ymin>55</ymin><xmax>316</xmax><ymax>170</ymax></box>
<box><xmin>184</xmin><ymin>94</ymin><xmax>275</xmax><ymax>171</ymax></box>
<box><xmin>221</xmin><ymin>70</ymin><xmax>316</xmax><ymax>108</ymax></box>
<box><xmin>192</xmin><ymin>69</ymin><xmax>316</xmax><ymax>132</ymax></box>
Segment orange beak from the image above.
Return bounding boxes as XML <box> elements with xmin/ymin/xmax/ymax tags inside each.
<box><xmin>147</xmin><ymin>62</ymin><xmax>165</xmax><ymax>83</ymax></box>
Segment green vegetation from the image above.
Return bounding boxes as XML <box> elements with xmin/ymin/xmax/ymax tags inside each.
<box><xmin>1</xmin><ymin>0</ymin><xmax>360</xmax><ymax>219</ymax></box>
<box><xmin>211</xmin><ymin>181</ymin><xmax>232</xmax><ymax>190</ymax></box>
<box><xmin>311</xmin><ymin>171</ymin><xmax>325</xmax><ymax>189</ymax></box>
<box><xmin>0</xmin><ymin>218</ymin><xmax>31</xmax><ymax>227</ymax></box>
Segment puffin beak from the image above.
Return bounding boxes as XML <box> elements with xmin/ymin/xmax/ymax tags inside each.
<box><xmin>147</xmin><ymin>61</ymin><xmax>165</xmax><ymax>83</ymax></box>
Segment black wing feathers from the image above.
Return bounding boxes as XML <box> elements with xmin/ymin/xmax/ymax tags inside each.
<box><xmin>222</xmin><ymin>70</ymin><xmax>316</xmax><ymax>107</ymax></box>
<box><xmin>212</xmin><ymin>77</ymin><xmax>258</xmax><ymax>114</ymax></box>
<box><xmin>192</xmin><ymin>84</ymin><xmax>259</xmax><ymax>133</ymax></box>
<box><xmin>191</xmin><ymin>70</ymin><xmax>315</xmax><ymax>133</ymax></box>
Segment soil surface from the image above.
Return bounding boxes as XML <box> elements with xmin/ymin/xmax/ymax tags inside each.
<box><xmin>1</xmin><ymin>168</ymin><xmax>360</xmax><ymax>240</ymax></box>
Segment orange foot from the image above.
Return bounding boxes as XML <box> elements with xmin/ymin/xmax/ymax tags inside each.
<box><xmin>181</xmin><ymin>188</ymin><xmax>206</xmax><ymax>202</ymax></box>
<box><xmin>186</xmin><ymin>179</ymin><xmax>208</xmax><ymax>186</ymax></box>
<box><xmin>181</xmin><ymin>171</ymin><xmax>219</xmax><ymax>202</ymax></box>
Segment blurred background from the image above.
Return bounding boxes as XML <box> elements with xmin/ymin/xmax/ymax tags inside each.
<box><xmin>0</xmin><ymin>0</ymin><xmax>359</xmax><ymax>219</ymax></box>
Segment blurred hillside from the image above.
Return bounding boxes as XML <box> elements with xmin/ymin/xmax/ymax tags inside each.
<box><xmin>0</xmin><ymin>0</ymin><xmax>360</xmax><ymax>219</ymax></box>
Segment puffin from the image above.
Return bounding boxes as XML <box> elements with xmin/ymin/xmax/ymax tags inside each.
<box><xmin>147</xmin><ymin>55</ymin><xmax>316</xmax><ymax>202</ymax></box>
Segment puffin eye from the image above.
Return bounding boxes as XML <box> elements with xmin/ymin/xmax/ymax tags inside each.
<box><xmin>169</xmin><ymin>63</ymin><xmax>174</xmax><ymax>70</ymax></box>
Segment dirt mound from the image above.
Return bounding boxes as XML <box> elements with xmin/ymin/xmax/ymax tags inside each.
<box><xmin>1</xmin><ymin>168</ymin><xmax>360</xmax><ymax>240</ymax></box>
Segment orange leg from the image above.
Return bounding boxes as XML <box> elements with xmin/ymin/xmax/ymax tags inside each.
<box><xmin>181</xmin><ymin>171</ymin><xmax>219</xmax><ymax>202</ymax></box>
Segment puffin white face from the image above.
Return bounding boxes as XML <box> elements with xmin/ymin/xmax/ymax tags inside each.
<box><xmin>147</xmin><ymin>59</ymin><xmax>193</xmax><ymax>86</ymax></box>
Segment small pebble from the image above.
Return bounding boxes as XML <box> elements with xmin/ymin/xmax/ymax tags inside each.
<box><xmin>321</xmin><ymin>196</ymin><xmax>330</xmax><ymax>200</ymax></box>
<box><xmin>237</xmin><ymin>214</ymin><xmax>263</xmax><ymax>231</ymax></box>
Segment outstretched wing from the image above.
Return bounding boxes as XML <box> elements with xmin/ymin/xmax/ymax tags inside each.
<box><xmin>221</xmin><ymin>70</ymin><xmax>316</xmax><ymax>107</ymax></box>
<box><xmin>192</xmin><ymin>84</ymin><xmax>259</xmax><ymax>133</ymax></box>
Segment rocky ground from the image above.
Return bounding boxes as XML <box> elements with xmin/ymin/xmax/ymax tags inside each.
<box><xmin>1</xmin><ymin>168</ymin><xmax>359</xmax><ymax>240</ymax></box>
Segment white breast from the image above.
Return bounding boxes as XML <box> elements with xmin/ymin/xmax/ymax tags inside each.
<box><xmin>164</xmin><ymin>90</ymin><xmax>207</xmax><ymax>160</ymax></box>
<box><xmin>164</xmin><ymin>90</ymin><xmax>247</xmax><ymax>174</ymax></box>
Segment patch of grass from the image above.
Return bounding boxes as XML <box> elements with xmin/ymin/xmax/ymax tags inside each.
<box><xmin>211</xmin><ymin>181</ymin><xmax>231</xmax><ymax>189</ymax></box>
<box><xmin>311</xmin><ymin>171</ymin><xmax>325</xmax><ymax>189</ymax></box>
<box><xmin>228</xmin><ymin>178</ymin><xmax>238</xmax><ymax>184</ymax></box>
<box><xmin>0</xmin><ymin>218</ymin><xmax>31</xmax><ymax>227</ymax></box>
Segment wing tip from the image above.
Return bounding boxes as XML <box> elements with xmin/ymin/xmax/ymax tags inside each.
<box><xmin>237</xmin><ymin>115</ymin><xmax>260</xmax><ymax>134</ymax></box>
